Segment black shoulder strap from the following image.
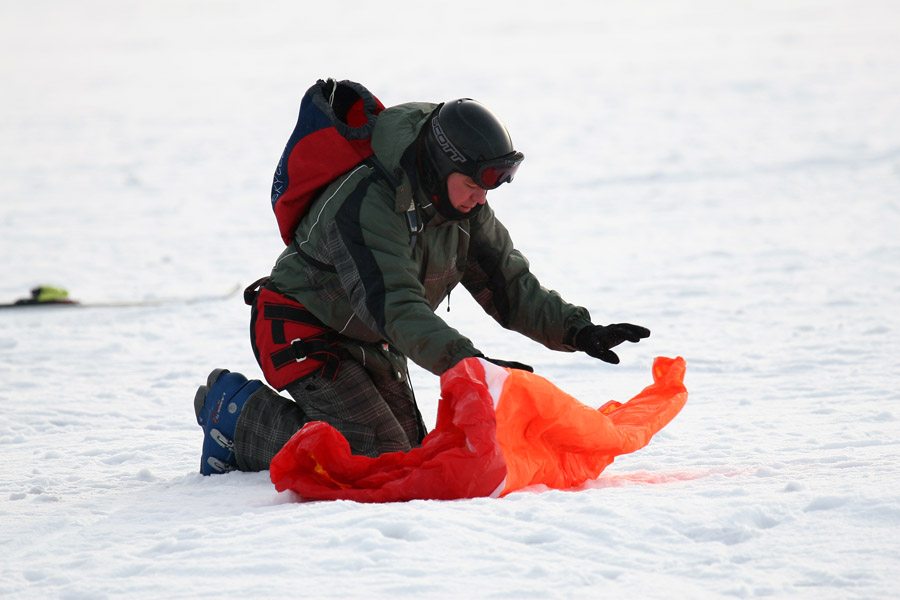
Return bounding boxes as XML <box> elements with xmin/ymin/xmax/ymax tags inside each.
<box><xmin>366</xmin><ymin>156</ymin><xmax>422</xmax><ymax>250</ymax></box>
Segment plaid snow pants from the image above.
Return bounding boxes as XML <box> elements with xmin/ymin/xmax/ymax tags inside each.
<box><xmin>233</xmin><ymin>350</ymin><xmax>426</xmax><ymax>472</ymax></box>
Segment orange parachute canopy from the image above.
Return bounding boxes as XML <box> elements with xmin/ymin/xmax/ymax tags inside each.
<box><xmin>269</xmin><ymin>356</ymin><xmax>688</xmax><ymax>502</ymax></box>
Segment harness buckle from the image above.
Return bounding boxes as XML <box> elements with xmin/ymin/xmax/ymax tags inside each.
<box><xmin>290</xmin><ymin>338</ymin><xmax>308</xmax><ymax>362</ymax></box>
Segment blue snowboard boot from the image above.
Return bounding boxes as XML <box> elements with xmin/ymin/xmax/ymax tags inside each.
<box><xmin>194</xmin><ymin>368</ymin><xmax>263</xmax><ymax>475</ymax></box>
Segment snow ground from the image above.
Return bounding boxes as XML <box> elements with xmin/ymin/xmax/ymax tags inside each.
<box><xmin>2</xmin><ymin>0</ymin><xmax>900</xmax><ymax>598</ymax></box>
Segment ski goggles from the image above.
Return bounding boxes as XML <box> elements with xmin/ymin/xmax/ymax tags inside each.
<box><xmin>473</xmin><ymin>151</ymin><xmax>525</xmax><ymax>190</ymax></box>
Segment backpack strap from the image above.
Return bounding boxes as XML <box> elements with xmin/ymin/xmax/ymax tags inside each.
<box><xmin>368</xmin><ymin>155</ymin><xmax>422</xmax><ymax>250</ymax></box>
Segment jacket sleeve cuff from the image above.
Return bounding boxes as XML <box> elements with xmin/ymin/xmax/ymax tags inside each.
<box><xmin>441</xmin><ymin>344</ymin><xmax>482</xmax><ymax>375</ymax></box>
<box><xmin>564</xmin><ymin>320</ymin><xmax>593</xmax><ymax>349</ymax></box>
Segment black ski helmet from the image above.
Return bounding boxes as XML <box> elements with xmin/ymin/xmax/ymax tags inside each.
<box><xmin>420</xmin><ymin>99</ymin><xmax>524</xmax><ymax>190</ymax></box>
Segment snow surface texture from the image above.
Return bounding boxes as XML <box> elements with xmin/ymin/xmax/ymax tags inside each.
<box><xmin>2</xmin><ymin>1</ymin><xmax>899</xmax><ymax>598</ymax></box>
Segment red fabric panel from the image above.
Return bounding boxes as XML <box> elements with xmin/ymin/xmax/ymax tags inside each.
<box><xmin>345</xmin><ymin>98</ymin><xmax>369</xmax><ymax>128</ymax></box>
<box><xmin>269</xmin><ymin>358</ymin><xmax>507</xmax><ymax>502</ymax></box>
<box><xmin>273</xmin><ymin>129</ymin><xmax>375</xmax><ymax>245</ymax></box>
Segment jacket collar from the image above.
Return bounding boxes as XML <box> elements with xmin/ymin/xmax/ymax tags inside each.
<box><xmin>370</xmin><ymin>101</ymin><xmax>477</xmax><ymax>227</ymax></box>
<box><xmin>370</xmin><ymin>102</ymin><xmax>437</xmax><ymax>215</ymax></box>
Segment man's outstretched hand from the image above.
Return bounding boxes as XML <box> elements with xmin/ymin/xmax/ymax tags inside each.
<box><xmin>574</xmin><ymin>323</ymin><xmax>651</xmax><ymax>364</ymax></box>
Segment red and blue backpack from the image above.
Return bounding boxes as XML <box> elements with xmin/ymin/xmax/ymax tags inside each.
<box><xmin>270</xmin><ymin>78</ymin><xmax>386</xmax><ymax>245</ymax></box>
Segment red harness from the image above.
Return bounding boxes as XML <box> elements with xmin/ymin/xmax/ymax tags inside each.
<box><xmin>246</xmin><ymin>279</ymin><xmax>342</xmax><ymax>390</ymax></box>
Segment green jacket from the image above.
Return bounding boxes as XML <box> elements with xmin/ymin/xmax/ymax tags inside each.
<box><xmin>268</xmin><ymin>102</ymin><xmax>592</xmax><ymax>376</ymax></box>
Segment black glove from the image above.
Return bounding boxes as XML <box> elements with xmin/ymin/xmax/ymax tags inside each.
<box><xmin>574</xmin><ymin>323</ymin><xmax>651</xmax><ymax>364</ymax></box>
<box><xmin>481</xmin><ymin>356</ymin><xmax>534</xmax><ymax>372</ymax></box>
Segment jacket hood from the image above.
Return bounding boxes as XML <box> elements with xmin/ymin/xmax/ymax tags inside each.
<box><xmin>369</xmin><ymin>103</ymin><xmax>438</xmax><ymax>215</ymax></box>
<box><xmin>371</xmin><ymin>102</ymin><xmax>436</xmax><ymax>173</ymax></box>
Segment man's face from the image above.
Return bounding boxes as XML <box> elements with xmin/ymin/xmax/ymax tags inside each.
<box><xmin>446</xmin><ymin>172</ymin><xmax>487</xmax><ymax>214</ymax></box>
